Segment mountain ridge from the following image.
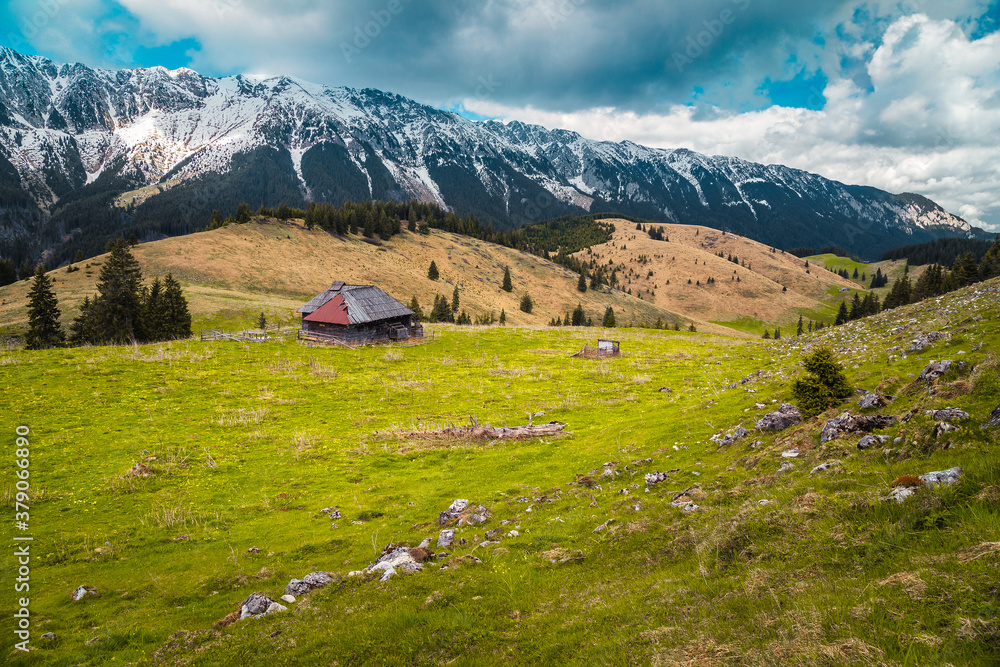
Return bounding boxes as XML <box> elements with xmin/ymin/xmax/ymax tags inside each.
<box><xmin>0</xmin><ymin>46</ymin><xmax>985</xmax><ymax>265</ymax></box>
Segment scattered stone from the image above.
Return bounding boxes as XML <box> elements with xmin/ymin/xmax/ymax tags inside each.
<box><xmin>370</xmin><ymin>562</ymin><xmax>398</xmax><ymax>582</ymax></box>
<box><xmin>907</xmin><ymin>332</ymin><xmax>948</xmax><ymax>353</ymax></box>
<box><xmin>507</xmin><ymin>530</ymin><xmax>519</xmax><ymax>538</ymax></box>
<box><xmin>758</xmin><ymin>499</ymin><xmax>772</xmax><ymax>506</ymax></box>
<box><xmin>889</xmin><ymin>486</ymin><xmax>916</xmax><ymax>503</ymax></box>
<box><xmin>820</xmin><ymin>412</ymin><xmax>897</xmax><ymax>443</ymax></box>
<box><xmin>280</xmin><ymin>594</ymin><xmax>296</xmax><ymax>604</ymax></box>
<box><xmin>364</xmin><ymin>545</ymin><xmax>425</xmax><ymax>582</ymax></box>
<box><xmin>437</xmin><ymin>529</ymin><xmax>455</xmax><ymax>548</ymax></box>
<box><xmin>438</xmin><ymin>499</ymin><xmax>469</xmax><ymax>525</ymax></box>
<box><xmin>327</xmin><ymin>508</ymin><xmax>341</xmax><ymax>519</ymax></box>
<box><xmin>658</xmin><ymin>387</ymin><xmax>671</xmax><ymax>393</ymax></box>
<box><xmin>858</xmin><ymin>392</ymin><xmax>890</xmax><ymax>409</ymax></box>
<box><xmin>41</xmin><ymin>632</ymin><xmax>57</xmax><ymax>640</ymax></box>
<box><xmin>285</xmin><ymin>579</ymin><xmax>311</xmax><ymax>596</ymax></box>
<box><xmin>755</xmin><ymin>404</ymin><xmax>802</xmax><ymax>431</ymax></box>
<box><xmin>779</xmin><ymin>461</ymin><xmax>794</xmax><ymax>472</ymax></box>
<box><xmin>644</xmin><ymin>469</ymin><xmax>680</xmax><ymax>487</ymax></box>
<box><xmin>934</xmin><ymin>422</ymin><xmax>960</xmax><ymax>438</ymax></box>
<box><xmin>247</xmin><ymin>547</ymin><xmax>261</xmax><ymax>554</ymax></box>
<box><xmin>417</xmin><ymin>537</ymin><xmax>431</xmax><ymax>549</ymax></box>
<box><xmin>918</xmin><ymin>360</ymin><xmax>952</xmax><ymax>381</ymax></box>
<box><xmin>920</xmin><ymin>467</ymin><xmax>962</xmax><ymax>487</ymax></box>
<box><xmin>670</xmin><ymin>495</ymin><xmax>699</xmax><ymax>512</ymax></box>
<box><xmin>592</xmin><ymin>520</ymin><xmax>613</xmax><ymax>533</ymax></box>
<box><xmin>888</xmin><ymin>470</ymin><xmax>955</xmax><ymax>503</ymax></box>
<box><xmin>857</xmin><ymin>434</ymin><xmax>889</xmax><ymax>450</ymax></box>
<box><xmin>930</xmin><ymin>407</ymin><xmax>970</xmax><ymax>422</ymax></box>
<box><xmin>303</xmin><ymin>571</ymin><xmax>333</xmax><ymax>588</ymax></box>
<box><xmin>239</xmin><ymin>593</ymin><xmax>285</xmax><ymax>620</ymax></box>
<box><xmin>810</xmin><ymin>461</ymin><xmax>841</xmax><ymax>475</ymax></box>
<box><xmin>711</xmin><ymin>426</ymin><xmax>751</xmax><ymax>446</ymax></box>
<box><xmin>460</xmin><ymin>507</ymin><xmax>490</xmax><ymax>526</ymax></box>
<box><xmin>129</xmin><ymin>463</ymin><xmax>154</xmax><ymax>477</ymax></box>
<box><xmin>985</xmin><ymin>405</ymin><xmax>1000</xmax><ymax>429</ymax></box>
<box><xmin>781</xmin><ymin>448</ymin><xmax>799</xmax><ymax>458</ymax></box>
<box><xmin>71</xmin><ymin>586</ymin><xmax>99</xmax><ymax>601</ymax></box>
<box><xmin>540</xmin><ymin>548</ymin><xmax>584</xmax><ymax>564</ymax></box>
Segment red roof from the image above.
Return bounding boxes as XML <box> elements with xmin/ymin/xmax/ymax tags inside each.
<box><xmin>303</xmin><ymin>294</ymin><xmax>350</xmax><ymax>325</ymax></box>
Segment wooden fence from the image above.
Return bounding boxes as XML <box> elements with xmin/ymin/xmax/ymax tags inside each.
<box><xmin>201</xmin><ymin>326</ymin><xmax>431</xmax><ymax>348</ymax></box>
<box><xmin>199</xmin><ymin>326</ymin><xmax>300</xmax><ymax>343</ymax></box>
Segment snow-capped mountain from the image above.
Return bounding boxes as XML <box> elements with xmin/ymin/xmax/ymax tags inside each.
<box><xmin>0</xmin><ymin>46</ymin><xmax>981</xmax><ymax>264</ymax></box>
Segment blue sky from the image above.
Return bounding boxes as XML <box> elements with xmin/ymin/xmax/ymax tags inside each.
<box><xmin>2</xmin><ymin>0</ymin><xmax>999</xmax><ymax>229</ymax></box>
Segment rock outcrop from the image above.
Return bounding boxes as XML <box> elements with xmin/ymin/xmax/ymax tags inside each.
<box><xmin>820</xmin><ymin>412</ymin><xmax>898</xmax><ymax>443</ymax></box>
<box><xmin>756</xmin><ymin>404</ymin><xmax>802</xmax><ymax>431</ymax></box>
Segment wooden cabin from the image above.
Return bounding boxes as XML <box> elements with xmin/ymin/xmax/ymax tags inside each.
<box><xmin>297</xmin><ymin>282</ymin><xmax>419</xmax><ymax>343</ymax></box>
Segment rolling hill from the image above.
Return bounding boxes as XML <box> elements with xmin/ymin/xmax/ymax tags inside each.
<box><xmin>0</xmin><ymin>216</ymin><xmax>893</xmax><ymax>338</ymax></box>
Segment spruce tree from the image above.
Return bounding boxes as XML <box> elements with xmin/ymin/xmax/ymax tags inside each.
<box><xmin>430</xmin><ymin>294</ymin><xmax>453</xmax><ymax>322</ymax></box>
<box><xmin>18</xmin><ymin>258</ymin><xmax>34</xmax><ymax>281</ymax></box>
<box><xmin>572</xmin><ymin>304</ymin><xmax>585</xmax><ymax>326</ymax></box>
<box><xmin>502</xmin><ymin>266</ymin><xmax>513</xmax><ymax>292</ymax></box>
<box><xmin>143</xmin><ymin>278</ymin><xmax>168</xmax><ymax>340</ymax></box>
<box><xmin>849</xmin><ymin>292</ymin><xmax>862</xmax><ymax>320</ymax></box>
<box><xmin>25</xmin><ymin>265</ymin><xmax>65</xmax><ymax>349</ymax></box>
<box><xmin>796</xmin><ymin>315</ymin><xmax>804</xmax><ymax>336</ymax></box>
<box><xmin>577</xmin><ymin>270</ymin><xmax>587</xmax><ymax>293</ymax></box>
<box><xmin>409</xmin><ymin>296</ymin><xmax>423</xmax><ymax>320</ymax></box>
<box><xmin>499</xmin><ymin>309</ymin><xmax>506</xmax><ymax>325</ymax></box>
<box><xmin>0</xmin><ymin>258</ymin><xmax>15</xmax><ymax>286</ymax></box>
<box><xmin>258</xmin><ymin>311</ymin><xmax>267</xmax><ymax>330</ymax></box>
<box><xmin>791</xmin><ymin>348</ymin><xmax>853</xmax><ymax>418</ymax></box>
<box><xmin>161</xmin><ymin>274</ymin><xmax>192</xmax><ymax>340</ymax></box>
<box><xmin>602</xmin><ymin>306</ymin><xmax>616</xmax><ymax>327</ymax></box>
<box><xmin>834</xmin><ymin>301</ymin><xmax>849</xmax><ymax>326</ymax></box>
<box><xmin>428</xmin><ymin>261</ymin><xmax>439</xmax><ymax>281</ymax></box>
<box><xmin>519</xmin><ymin>293</ymin><xmax>533</xmax><ymax>314</ymax></box>
<box><xmin>87</xmin><ymin>239</ymin><xmax>146</xmax><ymax>343</ymax></box>
<box><xmin>452</xmin><ymin>285</ymin><xmax>460</xmax><ymax>313</ymax></box>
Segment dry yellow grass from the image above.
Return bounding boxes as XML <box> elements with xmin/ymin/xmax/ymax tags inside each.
<box><xmin>571</xmin><ymin>220</ymin><xmax>862</xmax><ymax>324</ymax></box>
<box><xmin>1</xmin><ymin>218</ymin><xmax>746</xmax><ymax>335</ymax></box>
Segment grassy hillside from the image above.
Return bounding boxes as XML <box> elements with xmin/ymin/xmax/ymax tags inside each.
<box><xmin>2</xmin><ymin>277</ymin><xmax>998</xmax><ymax>665</ymax></box>
<box><xmin>0</xmin><ymin>217</ymin><xmax>732</xmax><ymax>336</ymax></box>
<box><xmin>571</xmin><ymin>220</ymin><xmax>866</xmax><ymax>334</ymax></box>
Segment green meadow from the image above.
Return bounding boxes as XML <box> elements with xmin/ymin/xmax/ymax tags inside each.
<box><xmin>2</xmin><ymin>278</ymin><xmax>999</xmax><ymax>666</ymax></box>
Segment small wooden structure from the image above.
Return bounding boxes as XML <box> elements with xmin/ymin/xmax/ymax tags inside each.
<box><xmin>297</xmin><ymin>282</ymin><xmax>419</xmax><ymax>345</ymax></box>
<box><xmin>572</xmin><ymin>339</ymin><xmax>621</xmax><ymax>359</ymax></box>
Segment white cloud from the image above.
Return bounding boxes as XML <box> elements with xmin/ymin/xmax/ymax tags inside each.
<box><xmin>463</xmin><ymin>14</ymin><xmax>1000</xmax><ymax>231</ymax></box>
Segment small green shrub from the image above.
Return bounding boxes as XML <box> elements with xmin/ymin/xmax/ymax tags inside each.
<box><xmin>791</xmin><ymin>347</ymin><xmax>853</xmax><ymax>418</ymax></box>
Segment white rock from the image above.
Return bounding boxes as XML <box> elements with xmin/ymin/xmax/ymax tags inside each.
<box><xmin>280</xmin><ymin>595</ymin><xmax>296</xmax><ymax>604</ymax></box>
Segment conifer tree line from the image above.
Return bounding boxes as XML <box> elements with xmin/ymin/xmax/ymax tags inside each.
<box><xmin>22</xmin><ymin>238</ymin><xmax>192</xmax><ymax>349</ymax></box>
<box><xmin>829</xmin><ymin>237</ymin><xmax>1000</xmax><ymax>328</ymax></box>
